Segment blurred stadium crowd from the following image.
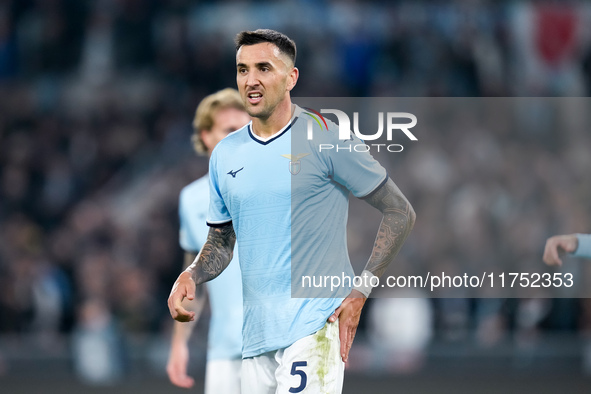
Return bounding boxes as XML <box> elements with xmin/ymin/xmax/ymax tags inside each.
<box><xmin>1</xmin><ymin>0</ymin><xmax>591</xmax><ymax>381</ymax></box>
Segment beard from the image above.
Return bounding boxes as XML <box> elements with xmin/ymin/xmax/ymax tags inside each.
<box><xmin>245</xmin><ymin>99</ymin><xmax>276</xmax><ymax>120</ymax></box>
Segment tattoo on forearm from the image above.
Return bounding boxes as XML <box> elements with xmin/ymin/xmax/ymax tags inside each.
<box><xmin>364</xmin><ymin>178</ymin><xmax>415</xmax><ymax>278</ymax></box>
<box><xmin>187</xmin><ymin>224</ymin><xmax>236</xmax><ymax>285</ymax></box>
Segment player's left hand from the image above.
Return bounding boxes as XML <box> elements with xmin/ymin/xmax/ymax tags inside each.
<box><xmin>327</xmin><ymin>289</ymin><xmax>366</xmax><ymax>363</ymax></box>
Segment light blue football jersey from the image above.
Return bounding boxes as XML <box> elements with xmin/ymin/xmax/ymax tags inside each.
<box><xmin>179</xmin><ymin>175</ymin><xmax>243</xmax><ymax>361</ymax></box>
<box><xmin>207</xmin><ymin>105</ymin><xmax>387</xmax><ymax>358</ymax></box>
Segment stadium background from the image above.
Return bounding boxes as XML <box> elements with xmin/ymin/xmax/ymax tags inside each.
<box><xmin>1</xmin><ymin>0</ymin><xmax>591</xmax><ymax>392</ymax></box>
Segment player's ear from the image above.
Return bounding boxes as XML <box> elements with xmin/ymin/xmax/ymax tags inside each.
<box><xmin>286</xmin><ymin>67</ymin><xmax>299</xmax><ymax>92</ymax></box>
<box><xmin>200</xmin><ymin>129</ymin><xmax>214</xmax><ymax>152</ymax></box>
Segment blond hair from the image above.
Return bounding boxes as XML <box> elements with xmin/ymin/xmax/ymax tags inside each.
<box><xmin>192</xmin><ymin>88</ymin><xmax>245</xmax><ymax>154</ymax></box>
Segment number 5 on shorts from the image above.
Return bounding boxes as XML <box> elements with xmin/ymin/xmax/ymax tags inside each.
<box><xmin>289</xmin><ymin>361</ymin><xmax>307</xmax><ymax>393</ymax></box>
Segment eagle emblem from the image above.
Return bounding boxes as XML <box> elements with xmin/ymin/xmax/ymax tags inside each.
<box><xmin>281</xmin><ymin>153</ymin><xmax>310</xmax><ymax>175</ymax></box>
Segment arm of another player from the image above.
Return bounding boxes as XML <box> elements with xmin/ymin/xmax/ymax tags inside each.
<box><xmin>543</xmin><ymin>233</ymin><xmax>591</xmax><ymax>266</ymax></box>
<box><xmin>167</xmin><ymin>252</ymin><xmax>208</xmax><ymax>388</ymax></box>
<box><xmin>168</xmin><ymin>223</ymin><xmax>236</xmax><ymax>322</ymax></box>
<box><xmin>328</xmin><ymin>178</ymin><xmax>415</xmax><ymax>363</ymax></box>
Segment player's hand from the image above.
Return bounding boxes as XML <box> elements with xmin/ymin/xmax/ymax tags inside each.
<box><xmin>166</xmin><ymin>341</ymin><xmax>194</xmax><ymax>388</ymax></box>
<box><xmin>543</xmin><ymin>234</ymin><xmax>578</xmax><ymax>266</ymax></box>
<box><xmin>168</xmin><ymin>271</ymin><xmax>196</xmax><ymax>322</ymax></box>
<box><xmin>327</xmin><ymin>289</ymin><xmax>366</xmax><ymax>363</ymax></box>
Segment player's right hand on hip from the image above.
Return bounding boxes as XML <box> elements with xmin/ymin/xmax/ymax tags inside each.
<box><xmin>168</xmin><ymin>271</ymin><xmax>197</xmax><ymax>322</ymax></box>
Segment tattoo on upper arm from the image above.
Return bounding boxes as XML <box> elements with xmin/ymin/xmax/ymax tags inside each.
<box><xmin>363</xmin><ymin>178</ymin><xmax>416</xmax><ymax>278</ymax></box>
<box><xmin>187</xmin><ymin>224</ymin><xmax>236</xmax><ymax>285</ymax></box>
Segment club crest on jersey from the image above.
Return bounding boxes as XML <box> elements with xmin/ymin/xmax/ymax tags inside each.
<box><xmin>281</xmin><ymin>153</ymin><xmax>310</xmax><ymax>175</ymax></box>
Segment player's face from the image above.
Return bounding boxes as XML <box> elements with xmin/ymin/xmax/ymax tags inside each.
<box><xmin>202</xmin><ymin>107</ymin><xmax>250</xmax><ymax>152</ymax></box>
<box><xmin>236</xmin><ymin>43</ymin><xmax>298</xmax><ymax>119</ymax></box>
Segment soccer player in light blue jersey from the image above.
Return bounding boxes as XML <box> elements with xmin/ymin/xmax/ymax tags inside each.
<box><xmin>168</xmin><ymin>29</ymin><xmax>416</xmax><ymax>393</ymax></box>
<box><xmin>166</xmin><ymin>88</ymin><xmax>249</xmax><ymax>393</ymax></box>
<box><xmin>543</xmin><ymin>233</ymin><xmax>591</xmax><ymax>265</ymax></box>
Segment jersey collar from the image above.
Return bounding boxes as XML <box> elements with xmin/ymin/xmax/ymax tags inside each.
<box><xmin>248</xmin><ymin>106</ymin><xmax>302</xmax><ymax>145</ymax></box>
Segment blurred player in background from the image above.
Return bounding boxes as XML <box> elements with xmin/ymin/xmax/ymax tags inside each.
<box><xmin>543</xmin><ymin>233</ymin><xmax>591</xmax><ymax>265</ymax></box>
<box><xmin>167</xmin><ymin>88</ymin><xmax>249</xmax><ymax>393</ymax></box>
<box><xmin>168</xmin><ymin>29</ymin><xmax>415</xmax><ymax>393</ymax></box>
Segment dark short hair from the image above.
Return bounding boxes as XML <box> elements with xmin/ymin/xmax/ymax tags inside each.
<box><xmin>235</xmin><ymin>29</ymin><xmax>296</xmax><ymax>65</ymax></box>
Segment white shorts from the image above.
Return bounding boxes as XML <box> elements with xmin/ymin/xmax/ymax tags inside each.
<box><xmin>241</xmin><ymin>321</ymin><xmax>344</xmax><ymax>394</ymax></box>
<box><xmin>205</xmin><ymin>358</ymin><xmax>242</xmax><ymax>394</ymax></box>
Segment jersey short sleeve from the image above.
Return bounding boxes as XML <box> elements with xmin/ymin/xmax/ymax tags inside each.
<box><xmin>178</xmin><ymin>177</ymin><xmax>211</xmax><ymax>253</ymax></box>
<box><xmin>574</xmin><ymin>234</ymin><xmax>591</xmax><ymax>258</ymax></box>
<box><xmin>179</xmin><ymin>192</ymin><xmax>200</xmax><ymax>252</ymax></box>
<box><xmin>207</xmin><ymin>146</ymin><xmax>232</xmax><ymax>226</ymax></box>
<box><xmin>325</xmin><ymin>132</ymin><xmax>388</xmax><ymax>198</ymax></box>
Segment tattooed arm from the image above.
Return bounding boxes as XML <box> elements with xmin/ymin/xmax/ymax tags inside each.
<box><xmin>186</xmin><ymin>224</ymin><xmax>236</xmax><ymax>285</ymax></box>
<box><xmin>361</xmin><ymin>177</ymin><xmax>415</xmax><ymax>278</ymax></box>
<box><xmin>168</xmin><ymin>223</ymin><xmax>236</xmax><ymax>322</ymax></box>
<box><xmin>328</xmin><ymin>177</ymin><xmax>415</xmax><ymax>363</ymax></box>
